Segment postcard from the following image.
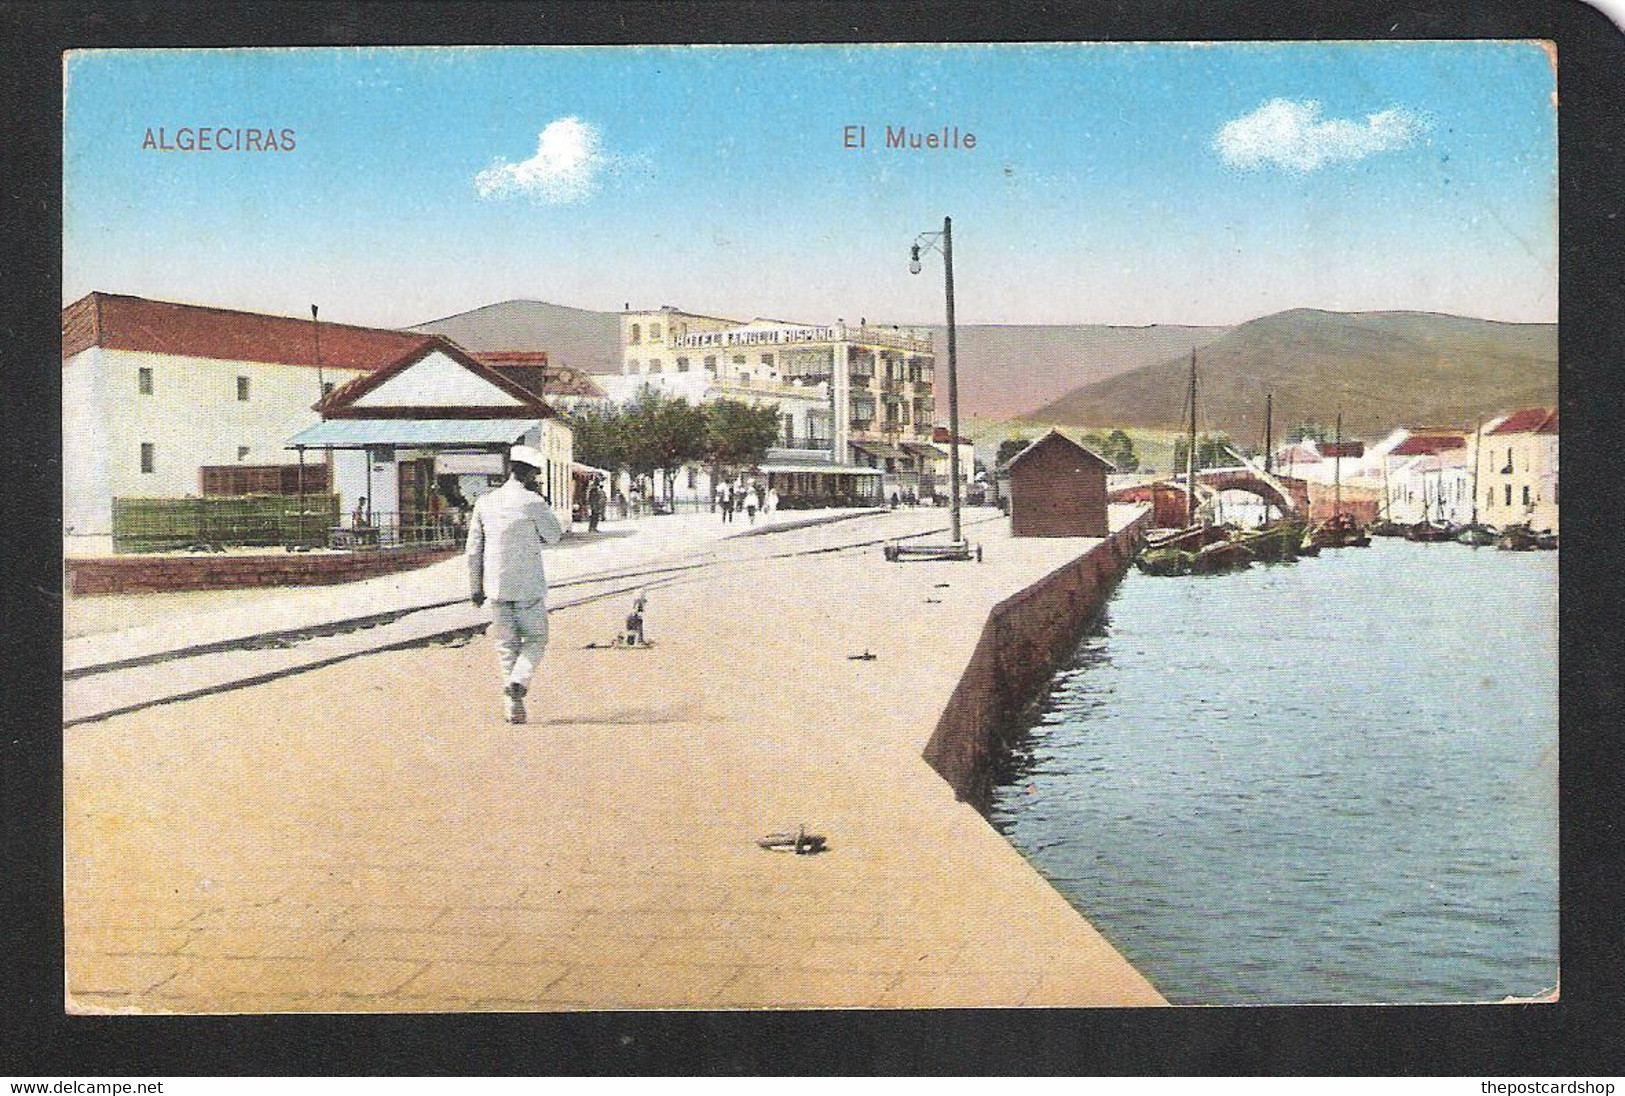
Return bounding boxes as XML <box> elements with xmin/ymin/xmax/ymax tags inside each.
<box><xmin>61</xmin><ymin>41</ymin><xmax>1558</xmax><ymax>1014</ymax></box>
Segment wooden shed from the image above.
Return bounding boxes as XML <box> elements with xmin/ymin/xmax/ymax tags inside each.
<box><xmin>1000</xmin><ymin>430</ymin><xmax>1113</xmax><ymax>537</ymax></box>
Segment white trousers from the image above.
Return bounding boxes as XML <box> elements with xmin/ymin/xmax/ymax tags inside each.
<box><xmin>490</xmin><ymin>596</ymin><xmax>549</xmax><ymax>689</ymax></box>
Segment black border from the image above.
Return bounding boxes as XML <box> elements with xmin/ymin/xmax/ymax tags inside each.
<box><xmin>4</xmin><ymin>0</ymin><xmax>1622</xmax><ymax>1077</ymax></box>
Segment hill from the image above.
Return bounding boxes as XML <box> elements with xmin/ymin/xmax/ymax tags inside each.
<box><xmin>910</xmin><ymin>323</ymin><xmax>1228</xmax><ymax>421</ymax></box>
<box><xmin>411</xmin><ymin>299</ymin><xmax>623</xmax><ymax>375</ymax></box>
<box><xmin>412</xmin><ymin>298</ymin><xmax>1228</xmax><ymax>420</ymax></box>
<box><xmin>1022</xmin><ymin>309</ymin><xmax>1558</xmax><ymax>443</ymax></box>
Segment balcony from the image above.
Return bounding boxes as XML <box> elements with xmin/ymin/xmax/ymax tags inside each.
<box><xmin>768</xmin><ymin>441</ymin><xmax>835</xmax><ymax>463</ymax></box>
<box><xmin>848</xmin><ymin>326</ymin><xmax>934</xmax><ymax>353</ymax></box>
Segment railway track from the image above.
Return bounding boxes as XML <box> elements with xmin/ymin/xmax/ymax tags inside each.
<box><xmin>63</xmin><ymin>510</ymin><xmax>1000</xmax><ymax>727</ymax></box>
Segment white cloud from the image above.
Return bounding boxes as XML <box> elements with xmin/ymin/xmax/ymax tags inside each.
<box><xmin>1213</xmin><ymin>98</ymin><xmax>1429</xmax><ymax>172</ymax></box>
<box><xmin>475</xmin><ymin>117</ymin><xmax>607</xmax><ymax>203</ymax></box>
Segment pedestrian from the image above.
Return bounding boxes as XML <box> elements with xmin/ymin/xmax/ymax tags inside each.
<box><xmin>753</xmin><ymin>481</ymin><xmax>766</xmax><ymax>511</ymax></box>
<box><xmin>466</xmin><ymin>445</ymin><xmax>565</xmax><ymax>724</ymax></box>
<box><xmin>586</xmin><ymin>476</ymin><xmax>607</xmax><ymax>533</ymax></box>
<box><xmin>745</xmin><ymin>495</ymin><xmax>758</xmax><ymax>524</ymax></box>
<box><xmin>766</xmin><ymin>487</ymin><xmax>779</xmax><ymax>516</ymax></box>
<box><xmin>720</xmin><ymin>481</ymin><xmax>734</xmax><ymax>523</ymax></box>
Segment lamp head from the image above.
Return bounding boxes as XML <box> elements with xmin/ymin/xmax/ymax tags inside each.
<box><xmin>909</xmin><ymin>244</ymin><xmax>922</xmax><ymax>275</ymax></box>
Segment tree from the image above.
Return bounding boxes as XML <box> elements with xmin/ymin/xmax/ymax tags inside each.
<box><xmin>995</xmin><ymin>437</ymin><xmax>1031</xmax><ymax>469</ymax></box>
<box><xmin>1103</xmin><ymin>429</ymin><xmax>1139</xmax><ymax>472</ymax></box>
<box><xmin>1172</xmin><ymin>432</ymin><xmax>1233</xmax><ymax>474</ymax></box>
<box><xmin>618</xmin><ymin>387</ymin><xmax>707</xmax><ymax>502</ymax></box>
<box><xmin>702</xmin><ymin>398</ymin><xmax>782</xmax><ymax>478</ymax></box>
<box><xmin>568</xmin><ymin>403</ymin><xmax>628</xmax><ymax>473</ymax></box>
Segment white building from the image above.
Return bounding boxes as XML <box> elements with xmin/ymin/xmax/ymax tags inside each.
<box><xmin>609</xmin><ymin>306</ymin><xmax>952</xmax><ymax>504</ymax></box>
<box><xmin>1375</xmin><ymin>429</ymin><xmax>1473</xmax><ymax>525</ymax></box>
<box><xmin>62</xmin><ymin>292</ymin><xmax>431</xmax><ymax>540</ymax></box>
<box><xmin>288</xmin><ymin>338</ymin><xmax>574</xmax><ymax>532</ymax></box>
<box><xmin>62</xmin><ymin>292</ymin><xmax>573</xmax><ymax>545</ymax></box>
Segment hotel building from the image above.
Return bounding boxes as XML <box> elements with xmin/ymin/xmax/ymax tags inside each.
<box><xmin>607</xmin><ymin>306</ymin><xmax>951</xmax><ymax>503</ymax></box>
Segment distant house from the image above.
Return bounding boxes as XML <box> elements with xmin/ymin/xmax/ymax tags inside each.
<box><xmin>470</xmin><ymin>350</ymin><xmax>607</xmax><ymax>413</ymax></box>
<box><xmin>999</xmin><ymin>430</ymin><xmax>1113</xmax><ymax>538</ymax></box>
<box><xmin>1375</xmin><ymin>429</ymin><xmax>1471</xmax><ymax>524</ymax></box>
<box><xmin>1475</xmin><ymin>407</ymin><xmax>1558</xmax><ymax>532</ymax></box>
<box><xmin>62</xmin><ymin>292</ymin><xmax>432</xmax><ymax>538</ymax></box>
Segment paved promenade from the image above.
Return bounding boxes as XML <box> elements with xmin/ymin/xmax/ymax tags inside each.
<box><xmin>64</xmin><ymin>506</ymin><xmax>1165</xmax><ymax>1011</ymax></box>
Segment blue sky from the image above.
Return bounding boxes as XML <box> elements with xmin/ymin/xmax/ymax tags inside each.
<box><xmin>64</xmin><ymin>42</ymin><xmax>1557</xmax><ymax>328</ymax></box>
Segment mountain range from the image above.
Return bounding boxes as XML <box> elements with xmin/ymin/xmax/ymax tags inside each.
<box><xmin>412</xmin><ymin>300</ymin><xmax>1557</xmax><ymax>439</ymax></box>
<box><xmin>1023</xmin><ymin>308</ymin><xmax>1558</xmax><ymax>442</ymax></box>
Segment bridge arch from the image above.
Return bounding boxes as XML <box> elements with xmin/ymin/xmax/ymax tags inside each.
<box><xmin>1109</xmin><ymin>468</ymin><xmax>1307</xmax><ymax>518</ymax></box>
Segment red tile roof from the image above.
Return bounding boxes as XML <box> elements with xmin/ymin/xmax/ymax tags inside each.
<box><xmin>62</xmin><ymin>292</ymin><xmax>433</xmax><ymax>370</ymax></box>
<box><xmin>1489</xmin><ymin>408</ymin><xmax>1557</xmax><ymax>435</ymax></box>
<box><xmin>931</xmin><ymin>426</ymin><xmax>971</xmax><ymax>445</ymax></box>
<box><xmin>1390</xmin><ymin>433</ymin><xmax>1467</xmax><ymax>456</ymax></box>
<box><xmin>1319</xmin><ymin>441</ymin><xmax>1365</xmax><ymax>458</ymax></box>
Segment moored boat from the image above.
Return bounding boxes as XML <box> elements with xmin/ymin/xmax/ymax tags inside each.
<box><xmin>1455</xmin><ymin>522</ymin><xmax>1496</xmax><ymax>547</ymax></box>
<box><xmin>1404</xmin><ymin>520</ymin><xmax>1457</xmax><ymax>543</ymax></box>
<box><xmin>1496</xmin><ymin>524</ymin><xmax>1537</xmax><ymax>551</ymax></box>
<box><xmin>1310</xmin><ymin>512</ymin><xmax>1371</xmax><ymax>549</ymax></box>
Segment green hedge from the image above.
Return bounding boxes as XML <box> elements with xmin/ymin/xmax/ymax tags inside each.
<box><xmin>112</xmin><ymin>495</ymin><xmax>340</xmax><ymax>553</ymax></box>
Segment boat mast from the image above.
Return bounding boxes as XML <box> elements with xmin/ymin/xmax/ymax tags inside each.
<box><xmin>1186</xmin><ymin>349</ymin><xmax>1198</xmax><ymax>527</ymax></box>
<box><xmin>1263</xmin><ymin>393</ymin><xmax>1274</xmax><ymax>523</ymax></box>
<box><xmin>1333</xmin><ymin>410</ymin><xmax>1343</xmax><ymax>520</ymax></box>
<box><xmin>1469</xmin><ymin>418</ymin><xmax>1483</xmax><ymax>526</ymax></box>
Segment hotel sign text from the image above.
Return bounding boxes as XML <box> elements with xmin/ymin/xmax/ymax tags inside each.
<box><xmin>678</xmin><ymin>325</ymin><xmax>837</xmax><ymax>349</ymax></box>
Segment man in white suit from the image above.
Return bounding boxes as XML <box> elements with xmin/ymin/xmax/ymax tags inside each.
<box><xmin>466</xmin><ymin>444</ymin><xmax>565</xmax><ymax>723</ymax></box>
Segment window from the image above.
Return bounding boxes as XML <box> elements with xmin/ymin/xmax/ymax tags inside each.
<box><xmin>649</xmin><ymin>323</ymin><xmax>662</xmax><ymax>341</ymax></box>
<box><xmin>322</xmin><ymin>382</ymin><xmax>335</xmax><ymax>397</ymax></box>
<box><xmin>238</xmin><ymin>446</ymin><xmax>250</xmax><ymax>461</ymax></box>
<box><xmin>649</xmin><ymin>359</ymin><xmax>663</xmax><ymax>374</ymax></box>
<box><xmin>140</xmin><ymin>442</ymin><xmax>155</xmax><ymax>474</ymax></box>
<box><xmin>704</xmin><ymin>355</ymin><xmax>718</xmax><ymax>372</ymax></box>
<box><xmin>676</xmin><ymin>356</ymin><xmax>690</xmax><ymax>372</ymax></box>
<box><xmin>630</xmin><ymin>323</ymin><xmax>641</xmax><ymax>344</ymax></box>
<box><xmin>1505</xmin><ymin>484</ymin><xmax>1513</xmax><ymax>506</ymax></box>
<box><xmin>137</xmin><ymin>367</ymin><xmax>153</xmax><ymax>395</ymax></box>
<box><xmin>237</xmin><ymin>376</ymin><xmax>251</xmax><ymax>401</ymax></box>
<box><xmin>760</xmin><ymin>353</ymin><xmax>774</xmax><ymax>368</ymax></box>
<box><xmin>784</xmin><ymin>414</ymin><xmax>795</xmax><ymax>443</ymax></box>
<box><xmin>1523</xmin><ymin>485</ymin><xmax>1531</xmax><ymax>506</ymax></box>
<box><xmin>732</xmin><ymin>355</ymin><xmax>746</xmax><ymax>365</ymax></box>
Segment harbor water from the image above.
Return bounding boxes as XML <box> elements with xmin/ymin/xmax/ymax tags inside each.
<box><xmin>985</xmin><ymin>535</ymin><xmax>1558</xmax><ymax>1005</ymax></box>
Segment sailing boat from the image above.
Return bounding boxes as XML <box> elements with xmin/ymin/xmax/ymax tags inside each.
<box><xmin>1309</xmin><ymin>410</ymin><xmax>1371</xmax><ymax>548</ymax></box>
<box><xmin>1136</xmin><ymin>350</ymin><xmax>1252</xmax><ymax>575</ymax></box>
<box><xmin>1370</xmin><ymin>444</ymin><xmax>1405</xmax><ymax>537</ymax></box>
<box><xmin>1456</xmin><ymin>419</ymin><xmax>1496</xmax><ymax>546</ymax></box>
<box><xmin>1242</xmin><ymin>391</ymin><xmax>1309</xmax><ymax>561</ymax></box>
<box><xmin>1404</xmin><ymin>458</ymin><xmax>1456</xmax><ymax>542</ymax></box>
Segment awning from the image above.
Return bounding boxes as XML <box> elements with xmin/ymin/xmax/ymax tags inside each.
<box><xmin>762</xmin><ymin>462</ymin><xmax>883</xmax><ymax>476</ymax></box>
<box><xmin>900</xmin><ymin>442</ymin><xmax>945</xmax><ymax>459</ymax></box>
<box><xmin>287</xmin><ymin>418</ymin><xmax>543</xmax><ymax>448</ymax></box>
<box><xmin>571</xmin><ymin>461</ymin><xmax>613</xmax><ymax>477</ymax></box>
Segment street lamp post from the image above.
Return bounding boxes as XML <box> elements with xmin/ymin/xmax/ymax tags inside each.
<box><xmin>911</xmin><ymin>215</ymin><xmax>963</xmax><ymax>548</ymax></box>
